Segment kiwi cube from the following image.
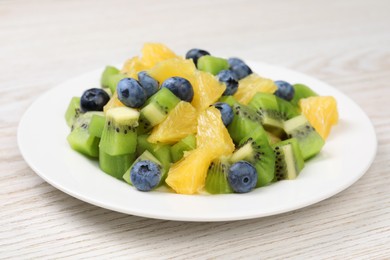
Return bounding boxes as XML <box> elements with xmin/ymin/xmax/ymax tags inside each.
<box><xmin>99</xmin><ymin>107</ymin><xmax>139</xmax><ymax>156</ymax></box>
<box><xmin>67</xmin><ymin>112</ymin><xmax>99</xmax><ymax>158</ymax></box>
<box><xmin>107</xmin><ymin>73</ymin><xmax>127</xmax><ymax>94</ymax></box>
<box><xmin>217</xmin><ymin>95</ymin><xmax>238</xmax><ymax>106</ymax></box>
<box><xmin>283</xmin><ymin>115</ymin><xmax>325</xmax><ymax>160</ymax></box>
<box><xmin>248</xmin><ymin>93</ymin><xmax>284</xmax><ymax>133</ymax></box>
<box><xmin>138</xmin><ymin>88</ymin><xmax>181</xmax><ymax>133</ymax></box>
<box><xmin>170</xmin><ymin>134</ymin><xmax>196</xmax><ymax>162</ymax></box>
<box><xmin>88</xmin><ymin>113</ymin><xmax>105</xmax><ymax>138</ymax></box>
<box><xmin>101</xmin><ymin>66</ymin><xmax>120</xmax><ymax>89</ymax></box>
<box><xmin>230</xmin><ymin>126</ymin><xmax>276</xmax><ymax>187</ymax></box>
<box><xmin>65</xmin><ymin>97</ymin><xmax>82</xmax><ymax>127</ymax></box>
<box><xmin>272</xmin><ymin>138</ymin><xmax>305</xmax><ymax>181</ymax></box>
<box><xmin>99</xmin><ymin>150</ymin><xmax>136</xmax><ymax>179</ymax></box>
<box><xmin>275</xmin><ymin>96</ymin><xmax>300</xmax><ymax>120</ymax></box>
<box><xmin>205</xmin><ymin>157</ymin><xmax>233</xmax><ymax>194</ymax></box>
<box><xmin>227</xmin><ymin>103</ymin><xmax>262</xmax><ymax>144</ymax></box>
<box><xmin>197</xmin><ymin>55</ymin><xmax>229</xmax><ymax>75</ymax></box>
<box><xmin>290</xmin><ymin>83</ymin><xmax>318</xmax><ymax>107</ymax></box>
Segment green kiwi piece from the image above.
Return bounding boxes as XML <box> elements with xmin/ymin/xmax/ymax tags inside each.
<box><xmin>136</xmin><ymin>134</ymin><xmax>172</xmax><ymax>179</ymax></box>
<box><xmin>99</xmin><ymin>150</ymin><xmax>136</xmax><ymax>179</ymax></box>
<box><xmin>197</xmin><ymin>55</ymin><xmax>229</xmax><ymax>75</ymax></box>
<box><xmin>230</xmin><ymin>126</ymin><xmax>276</xmax><ymax>187</ymax></box>
<box><xmin>122</xmin><ymin>150</ymin><xmax>163</xmax><ymax>185</ymax></box>
<box><xmin>248</xmin><ymin>93</ymin><xmax>285</xmax><ymax>134</ymax></box>
<box><xmin>88</xmin><ymin>113</ymin><xmax>105</xmax><ymax>138</ymax></box>
<box><xmin>283</xmin><ymin>115</ymin><xmax>325</xmax><ymax>160</ymax></box>
<box><xmin>101</xmin><ymin>66</ymin><xmax>120</xmax><ymax>89</ymax></box>
<box><xmin>170</xmin><ymin>134</ymin><xmax>196</xmax><ymax>162</ymax></box>
<box><xmin>65</xmin><ymin>97</ymin><xmax>82</xmax><ymax>127</ymax></box>
<box><xmin>67</xmin><ymin>112</ymin><xmax>100</xmax><ymax>158</ymax></box>
<box><xmin>205</xmin><ymin>156</ymin><xmax>233</xmax><ymax>194</ymax></box>
<box><xmin>99</xmin><ymin>107</ymin><xmax>139</xmax><ymax>156</ymax></box>
<box><xmin>138</xmin><ymin>88</ymin><xmax>181</xmax><ymax>134</ymax></box>
<box><xmin>290</xmin><ymin>83</ymin><xmax>318</xmax><ymax>107</ymax></box>
<box><xmin>272</xmin><ymin>138</ymin><xmax>305</xmax><ymax>181</ymax></box>
<box><xmin>227</xmin><ymin>103</ymin><xmax>262</xmax><ymax>144</ymax></box>
<box><xmin>217</xmin><ymin>95</ymin><xmax>238</xmax><ymax>106</ymax></box>
<box><xmin>275</xmin><ymin>96</ymin><xmax>300</xmax><ymax>120</ymax></box>
<box><xmin>103</xmin><ymin>72</ymin><xmax>126</xmax><ymax>94</ymax></box>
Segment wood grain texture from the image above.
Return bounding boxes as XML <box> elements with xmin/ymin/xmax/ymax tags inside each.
<box><xmin>1</xmin><ymin>0</ymin><xmax>389</xmax><ymax>259</ymax></box>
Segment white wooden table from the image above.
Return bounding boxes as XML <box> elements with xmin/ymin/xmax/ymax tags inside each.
<box><xmin>1</xmin><ymin>0</ymin><xmax>389</xmax><ymax>258</ymax></box>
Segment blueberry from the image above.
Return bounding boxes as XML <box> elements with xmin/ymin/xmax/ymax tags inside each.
<box><xmin>161</xmin><ymin>77</ymin><xmax>194</xmax><ymax>102</ymax></box>
<box><xmin>213</xmin><ymin>102</ymin><xmax>233</xmax><ymax>126</ymax></box>
<box><xmin>117</xmin><ymin>78</ymin><xmax>147</xmax><ymax>108</ymax></box>
<box><xmin>130</xmin><ymin>160</ymin><xmax>162</xmax><ymax>191</ymax></box>
<box><xmin>274</xmin><ymin>80</ymin><xmax>295</xmax><ymax>101</ymax></box>
<box><xmin>217</xmin><ymin>70</ymin><xmax>239</xmax><ymax>96</ymax></box>
<box><xmin>185</xmin><ymin>48</ymin><xmax>210</xmax><ymax>67</ymax></box>
<box><xmin>228</xmin><ymin>161</ymin><xmax>257</xmax><ymax>193</ymax></box>
<box><xmin>80</xmin><ymin>88</ymin><xmax>110</xmax><ymax>112</ymax></box>
<box><xmin>138</xmin><ymin>71</ymin><xmax>159</xmax><ymax>98</ymax></box>
<box><xmin>228</xmin><ymin>58</ymin><xmax>252</xmax><ymax>80</ymax></box>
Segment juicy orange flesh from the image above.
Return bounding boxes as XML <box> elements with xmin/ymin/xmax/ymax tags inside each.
<box><xmin>147</xmin><ymin>101</ymin><xmax>198</xmax><ymax>144</ymax></box>
<box><xmin>192</xmin><ymin>71</ymin><xmax>226</xmax><ymax>111</ymax></box>
<box><xmin>121</xmin><ymin>56</ymin><xmax>147</xmax><ymax>79</ymax></box>
<box><xmin>103</xmin><ymin>92</ymin><xmax>125</xmax><ymax>113</ymax></box>
<box><xmin>121</xmin><ymin>43</ymin><xmax>180</xmax><ymax>77</ymax></box>
<box><xmin>148</xmin><ymin>58</ymin><xmax>197</xmax><ymax>87</ymax></box>
<box><xmin>196</xmin><ymin>107</ymin><xmax>235</xmax><ymax>157</ymax></box>
<box><xmin>165</xmin><ymin>148</ymin><xmax>212</xmax><ymax>194</ymax></box>
<box><xmin>165</xmin><ymin>107</ymin><xmax>234</xmax><ymax>194</ymax></box>
<box><xmin>141</xmin><ymin>43</ymin><xmax>179</xmax><ymax>68</ymax></box>
<box><xmin>234</xmin><ymin>73</ymin><xmax>277</xmax><ymax>104</ymax></box>
<box><xmin>299</xmin><ymin>96</ymin><xmax>338</xmax><ymax>139</ymax></box>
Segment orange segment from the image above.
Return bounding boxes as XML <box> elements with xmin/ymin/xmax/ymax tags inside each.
<box><xmin>141</xmin><ymin>43</ymin><xmax>180</xmax><ymax>68</ymax></box>
<box><xmin>165</xmin><ymin>148</ymin><xmax>212</xmax><ymax>194</ymax></box>
<box><xmin>148</xmin><ymin>101</ymin><xmax>198</xmax><ymax>144</ymax></box>
<box><xmin>234</xmin><ymin>73</ymin><xmax>277</xmax><ymax>104</ymax></box>
<box><xmin>192</xmin><ymin>71</ymin><xmax>226</xmax><ymax>111</ymax></box>
<box><xmin>148</xmin><ymin>58</ymin><xmax>197</xmax><ymax>86</ymax></box>
<box><xmin>103</xmin><ymin>92</ymin><xmax>125</xmax><ymax>113</ymax></box>
<box><xmin>121</xmin><ymin>56</ymin><xmax>147</xmax><ymax>79</ymax></box>
<box><xmin>299</xmin><ymin>96</ymin><xmax>339</xmax><ymax>139</ymax></box>
<box><xmin>165</xmin><ymin>107</ymin><xmax>234</xmax><ymax>194</ymax></box>
<box><xmin>196</xmin><ymin>107</ymin><xmax>235</xmax><ymax>158</ymax></box>
<box><xmin>121</xmin><ymin>43</ymin><xmax>180</xmax><ymax>78</ymax></box>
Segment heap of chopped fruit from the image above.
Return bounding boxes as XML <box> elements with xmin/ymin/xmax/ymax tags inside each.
<box><xmin>65</xmin><ymin>43</ymin><xmax>338</xmax><ymax>195</ymax></box>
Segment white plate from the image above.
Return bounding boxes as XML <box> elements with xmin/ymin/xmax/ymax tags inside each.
<box><xmin>18</xmin><ymin>61</ymin><xmax>377</xmax><ymax>222</ymax></box>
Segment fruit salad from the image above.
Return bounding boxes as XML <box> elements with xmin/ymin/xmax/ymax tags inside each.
<box><xmin>65</xmin><ymin>43</ymin><xmax>339</xmax><ymax>195</ymax></box>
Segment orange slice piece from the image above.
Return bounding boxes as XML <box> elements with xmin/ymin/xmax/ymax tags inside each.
<box><xmin>234</xmin><ymin>73</ymin><xmax>277</xmax><ymax>104</ymax></box>
<box><xmin>192</xmin><ymin>71</ymin><xmax>226</xmax><ymax>111</ymax></box>
<box><xmin>148</xmin><ymin>101</ymin><xmax>198</xmax><ymax>144</ymax></box>
<box><xmin>141</xmin><ymin>43</ymin><xmax>179</xmax><ymax>68</ymax></box>
<box><xmin>165</xmin><ymin>107</ymin><xmax>234</xmax><ymax>194</ymax></box>
<box><xmin>299</xmin><ymin>96</ymin><xmax>339</xmax><ymax>139</ymax></box>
